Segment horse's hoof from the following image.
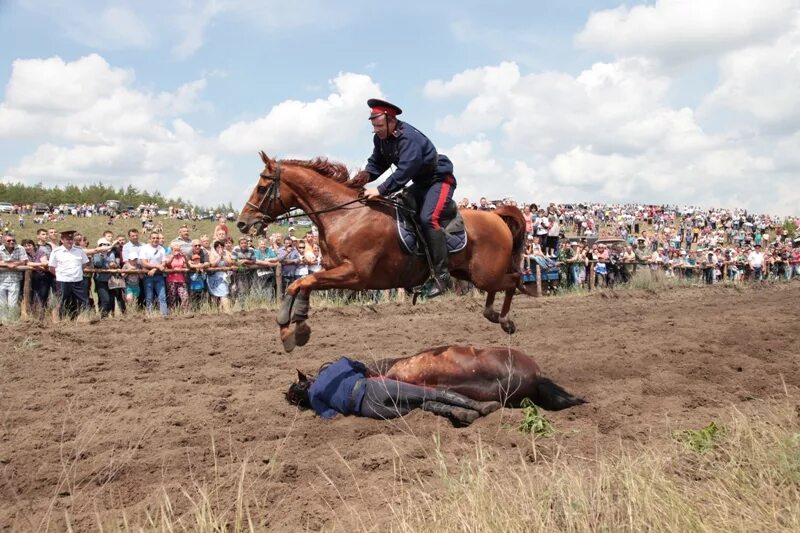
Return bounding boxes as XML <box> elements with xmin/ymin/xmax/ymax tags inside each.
<box><xmin>500</xmin><ymin>319</ymin><xmax>516</xmax><ymax>334</ymax></box>
<box><xmin>483</xmin><ymin>309</ymin><xmax>500</xmax><ymax>323</ymax></box>
<box><xmin>295</xmin><ymin>321</ymin><xmax>311</xmax><ymax>347</ymax></box>
<box><xmin>280</xmin><ymin>326</ymin><xmax>296</xmax><ymax>352</ymax></box>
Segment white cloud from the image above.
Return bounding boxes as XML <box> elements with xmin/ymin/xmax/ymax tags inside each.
<box><xmin>218</xmin><ymin>72</ymin><xmax>381</xmax><ymax>155</ymax></box>
<box><xmin>0</xmin><ymin>54</ymin><xmax>226</xmax><ymax>206</ymax></box>
<box><xmin>422</xmin><ymin>54</ymin><xmax>800</xmax><ymax>214</ymax></box>
<box><xmin>576</xmin><ymin>0</ymin><xmax>798</xmax><ymax>64</ymax></box>
<box><xmin>702</xmin><ymin>17</ymin><xmax>800</xmax><ymax>126</ymax></box>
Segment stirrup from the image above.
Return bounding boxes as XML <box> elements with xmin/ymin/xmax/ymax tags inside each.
<box><xmin>426</xmin><ymin>273</ymin><xmax>450</xmax><ymax>298</ymax></box>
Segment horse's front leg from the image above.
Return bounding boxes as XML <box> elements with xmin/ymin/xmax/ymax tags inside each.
<box><xmin>278</xmin><ymin>263</ymin><xmax>362</xmax><ymax>352</ymax></box>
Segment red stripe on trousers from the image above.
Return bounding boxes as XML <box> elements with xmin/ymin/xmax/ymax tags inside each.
<box><xmin>430</xmin><ymin>175</ymin><xmax>454</xmax><ymax>230</ymax></box>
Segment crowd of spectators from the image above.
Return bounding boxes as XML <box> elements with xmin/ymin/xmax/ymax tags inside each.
<box><xmin>0</xmin><ymin>199</ymin><xmax>798</xmax><ymax>322</ymax></box>
<box><xmin>0</xmin><ymin>216</ymin><xmax>322</xmax><ymax>321</ymax></box>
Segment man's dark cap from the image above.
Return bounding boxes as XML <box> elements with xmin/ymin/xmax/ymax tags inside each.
<box><xmin>367</xmin><ymin>98</ymin><xmax>402</xmax><ymax>119</ymax></box>
<box><xmin>59</xmin><ymin>229</ymin><xmax>77</xmax><ymax>238</ymax></box>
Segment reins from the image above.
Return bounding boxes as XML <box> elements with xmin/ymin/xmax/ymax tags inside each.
<box><xmin>248</xmin><ymin>161</ymin><xmax>415</xmax><ymax>225</ymax></box>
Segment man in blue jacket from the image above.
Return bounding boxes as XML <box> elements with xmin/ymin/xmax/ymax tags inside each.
<box><xmin>362</xmin><ymin>98</ymin><xmax>457</xmax><ymax>297</ymax></box>
<box><xmin>286</xmin><ymin>357</ymin><xmax>500</xmax><ymax>426</ymax></box>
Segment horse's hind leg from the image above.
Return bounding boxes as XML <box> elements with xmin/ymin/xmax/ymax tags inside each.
<box><xmin>483</xmin><ymin>291</ymin><xmax>500</xmax><ymax>323</ymax></box>
<box><xmin>498</xmin><ymin>287</ymin><xmax>516</xmax><ymax>334</ymax></box>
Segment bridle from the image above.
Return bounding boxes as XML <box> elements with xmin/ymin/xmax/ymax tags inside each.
<box><xmin>246</xmin><ymin>162</ymin><xmax>291</xmax><ymax>223</ymax></box>
<box><xmin>244</xmin><ymin>160</ymin><xmax>415</xmax><ymax>228</ymax></box>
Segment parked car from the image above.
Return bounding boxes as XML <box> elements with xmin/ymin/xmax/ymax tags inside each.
<box><xmin>0</xmin><ymin>202</ymin><xmax>14</xmax><ymax>213</ymax></box>
<box><xmin>32</xmin><ymin>202</ymin><xmax>49</xmax><ymax>214</ymax></box>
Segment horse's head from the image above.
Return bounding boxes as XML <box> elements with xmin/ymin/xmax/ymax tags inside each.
<box><xmin>237</xmin><ymin>151</ymin><xmax>298</xmax><ymax>235</ymax></box>
<box><xmin>285</xmin><ymin>369</ymin><xmax>312</xmax><ymax>408</ymax></box>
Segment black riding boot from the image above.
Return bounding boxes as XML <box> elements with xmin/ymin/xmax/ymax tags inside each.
<box><xmin>421</xmin><ymin>400</ymin><xmax>480</xmax><ymax>426</ymax></box>
<box><xmin>422</xmin><ymin>227</ymin><xmax>450</xmax><ymax>298</ymax></box>
<box><xmin>434</xmin><ymin>389</ymin><xmax>502</xmax><ymax>416</ymax></box>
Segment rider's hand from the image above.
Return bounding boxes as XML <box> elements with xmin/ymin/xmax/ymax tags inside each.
<box><xmin>364</xmin><ymin>187</ymin><xmax>382</xmax><ymax>201</ymax></box>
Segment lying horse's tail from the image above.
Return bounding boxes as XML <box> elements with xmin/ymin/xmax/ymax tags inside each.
<box><xmin>530</xmin><ymin>377</ymin><xmax>586</xmax><ymax>411</ymax></box>
<box><xmin>494</xmin><ymin>205</ymin><xmax>534</xmax><ymax>296</ymax></box>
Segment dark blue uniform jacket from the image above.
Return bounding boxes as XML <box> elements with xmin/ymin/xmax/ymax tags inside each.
<box><xmin>308</xmin><ymin>357</ymin><xmax>368</xmax><ymax>419</ymax></box>
<box><xmin>366</xmin><ymin>120</ymin><xmax>455</xmax><ymax>196</ymax></box>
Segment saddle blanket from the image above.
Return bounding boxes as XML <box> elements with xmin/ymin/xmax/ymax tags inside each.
<box><xmin>395</xmin><ymin>205</ymin><xmax>467</xmax><ymax>256</ymax></box>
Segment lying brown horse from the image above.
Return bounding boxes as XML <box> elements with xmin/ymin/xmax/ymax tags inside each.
<box><xmin>367</xmin><ymin>345</ymin><xmax>585</xmax><ymax>409</ymax></box>
<box><xmin>237</xmin><ymin>152</ymin><xmax>531</xmax><ymax>352</ymax></box>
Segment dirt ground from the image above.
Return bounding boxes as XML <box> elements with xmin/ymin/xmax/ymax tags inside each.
<box><xmin>1</xmin><ymin>282</ymin><xmax>799</xmax><ymax>531</ymax></box>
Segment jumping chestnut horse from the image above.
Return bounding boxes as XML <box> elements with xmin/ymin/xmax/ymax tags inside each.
<box><xmin>237</xmin><ymin>152</ymin><xmax>530</xmax><ymax>352</ymax></box>
<box><xmin>294</xmin><ymin>345</ymin><xmax>585</xmax><ymax>410</ymax></box>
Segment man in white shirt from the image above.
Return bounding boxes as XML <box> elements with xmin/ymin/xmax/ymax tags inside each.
<box><xmin>48</xmin><ymin>229</ymin><xmax>89</xmax><ymax>319</ymax></box>
<box><xmin>747</xmin><ymin>243</ymin><xmax>765</xmax><ymax>281</ymax></box>
<box><xmin>138</xmin><ymin>231</ymin><xmax>168</xmax><ymax>316</ymax></box>
<box><xmin>122</xmin><ymin>228</ymin><xmax>143</xmax><ymax>263</ymax></box>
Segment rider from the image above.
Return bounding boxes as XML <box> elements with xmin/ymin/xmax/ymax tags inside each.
<box><xmin>362</xmin><ymin>98</ymin><xmax>457</xmax><ymax>298</ymax></box>
<box><xmin>286</xmin><ymin>357</ymin><xmax>501</xmax><ymax>426</ymax></box>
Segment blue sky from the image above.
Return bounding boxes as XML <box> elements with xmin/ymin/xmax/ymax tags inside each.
<box><xmin>1</xmin><ymin>0</ymin><xmax>799</xmax><ymax>215</ymax></box>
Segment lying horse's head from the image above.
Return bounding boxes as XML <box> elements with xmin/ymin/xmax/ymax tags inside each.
<box><xmin>237</xmin><ymin>151</ymin><xmax>294</xmax><ymax>236</ymax></box>
<box><xmin>285</xmin><ymin>369</ymin><xmax>313</xmax><ymax>408</ymax></box>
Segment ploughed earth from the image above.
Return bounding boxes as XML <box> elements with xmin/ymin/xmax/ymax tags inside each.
<box><xmin>1</xmin><ymin>283</ymin><xmax>798</xmax><ymax>531</ymax></box>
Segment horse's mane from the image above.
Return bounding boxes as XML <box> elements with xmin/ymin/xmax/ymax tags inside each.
<box><xmin>282</xmin><ymin>158</ymin><xmax>349</xmax><ymax>184</ymax></box>
<box><xmin>281</xmin><ymin>157</ymin><xmax>367</xmax><ymax>190</ymax></box>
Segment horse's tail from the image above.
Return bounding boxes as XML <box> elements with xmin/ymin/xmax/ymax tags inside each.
<box><xmin>493</xmin><ymin>205</ymin><xmax>533</xmax><ymax>295</ymax></box>
<box><xmin>529</xmin><ymin>377</ymin><xmax>586</xmax><ymax>411</ymax></box>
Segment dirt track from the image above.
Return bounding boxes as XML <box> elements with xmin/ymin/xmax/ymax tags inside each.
<box><xmin>1</xmin><ymin>283</ymin><xmax>799</xmax><ymax>531</ymax></box>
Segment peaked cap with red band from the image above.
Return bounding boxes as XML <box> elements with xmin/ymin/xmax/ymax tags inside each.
<box><xmin>367</xmin><ymin>98</ymin><xmax>402</xmax><ymax>119</ymax></box>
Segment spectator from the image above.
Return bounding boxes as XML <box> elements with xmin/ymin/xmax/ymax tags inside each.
<box><xmin>546</xmin><ymin>214</ymin><xmax>560</xmax><ymax>257</ymax></box>
<box><xmin>139</xmin><ymin>231</ymin><xmax>168</xmax><ymax>317</ymax></box>
<box><xmin>208</xmin><ymin>239</ymin><xmax>234</xmax><ymax>312</ymax></box>
<box><xmin>748</xmin><ymin>244</ymin><xmax>765</xmax><ymax>281</ymax></box>
<box><xmin>92</xmin><ymin>237</ymin><xmax>122</xmax><ymax>318</ymax></box>
<box><xmin>121</xmin><ymin>253</ymin><xmax>141</xmax><ymax>306</ymax></box>
<box><xmin>22</xmin><ymin>238</ymin><xmax>50</xmax><ymax>318</ymax></box>
<box><xmin>277</xmin><ymin>237</ymin><xmax>301</xmax><ymax>297</ymax></box>
<box><xmin>188</xmin><ymin>239</ymin><xmax>210</xmax><ymax>308</ymax></box>
<box><xmin>232</xmin><ymin>236</ymin><xmax>256</xmax><ymax>298</ymax></box>
<box><xmin>0</xmin><ymin>234</ymin><xmax>27</xmax><ymax>320</ymax></box>
<box><xmin>48</xmin><ymin>230</ymin><xmax>89</xmax><ymax>320</ymax></box>
<box><xmin>164</xmin><ymin>242</ymin><xmax>190</xmax><ymax>312</ymax></box>
<box><xmin>253</xmin><ymin>237</ymin><xmax>279</xmax><ymax>301</ymax></box>
<box><xmin>171</xmin><ymin>224</ymin><xmax>193</xmax><ymax>256</ymax></box>
<box><xmin>122</xmin><ymin>229</ymin><xmax>142</xmax><ymax>262</ymax></box>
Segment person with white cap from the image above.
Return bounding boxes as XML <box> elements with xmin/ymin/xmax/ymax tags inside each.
<box><xmin>360</xmin><ymin>98</ymin><xmax>457</xmax><ymax>298</ymax></box>
<box><xmin>48</xmin><ymin>230</ymin><xmax>90</xmax><ymax>319</ymax></box>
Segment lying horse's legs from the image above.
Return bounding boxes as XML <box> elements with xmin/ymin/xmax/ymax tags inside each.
<box><xmin>483</xmin><ymin>291</ymin><xmax>501</xmax><ymax>323</ymax></box>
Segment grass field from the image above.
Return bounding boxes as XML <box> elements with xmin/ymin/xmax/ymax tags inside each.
<box><xmin>3</xmin><ymin>215</ymin><xmax>308</xmax><ymax>244</ymax></box>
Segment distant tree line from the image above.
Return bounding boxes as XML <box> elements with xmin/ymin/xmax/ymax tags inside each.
<box><xmin>0</xmin><ymin>181</ymin><xmax>231</xmax><ymax>213</ymax></box>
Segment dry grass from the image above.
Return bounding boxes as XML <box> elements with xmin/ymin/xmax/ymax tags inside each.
<box><xmin>47</xmin><ymin>399</ymin><xmax>800</xmax><ymax>532</ymax></box>
<box><xmin>389</xmin><ymin>401</ymin><xmax>800</xmax><ymax>533</ymax></box>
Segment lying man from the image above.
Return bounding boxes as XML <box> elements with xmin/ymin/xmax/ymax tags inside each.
<box><xmin>286</xmin><ymin>356</ymin><xmax>501</xmax><ymax>426</ymax></box>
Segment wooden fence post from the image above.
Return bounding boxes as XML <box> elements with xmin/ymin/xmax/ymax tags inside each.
<box><xmin>20</xmin><ymin>269</ymin><xmax>30</xmax><ymax>320</ymax></box>
<box><xmin>535</xmin><ymin>264</ymin><xmax>542</xmax><ymax>297</ymax></box>
<box><xmin>275</xmin><ymin>263</ymin><xmax>283</xmax><ymax>299</ymax></box>
<box><xmin>589</xmin><ymin>263</ymin><xmax>595</xmax><ymax>291</ymax></box>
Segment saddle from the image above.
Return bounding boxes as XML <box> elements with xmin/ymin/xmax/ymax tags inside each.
<box><xmin>392</xmin><ymin>190</ymin><xmax>467</xmax><ymax>256</ymax></box>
